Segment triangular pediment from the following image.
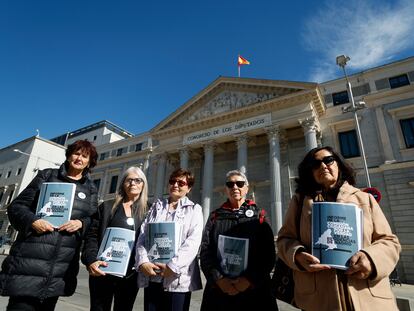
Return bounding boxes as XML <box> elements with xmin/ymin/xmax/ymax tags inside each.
<box><xmin>152</xmin><ymin>77</ymin><xmax>317</xmax><ymax>132</ymax></box>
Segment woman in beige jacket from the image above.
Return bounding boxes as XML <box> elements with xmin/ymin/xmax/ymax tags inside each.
<box><xmin>277</xmin><ymin>146</ymin><xmax>401</xmax><ymax>311</ymax></box>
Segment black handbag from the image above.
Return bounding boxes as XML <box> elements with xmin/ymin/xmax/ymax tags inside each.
<box><xmin>271</xmin><ymin>256</ymin><xmax>295</xmax><ymax>305</ymax></box>
<box><xmin>272</xmin><ymin>194</ymin><xmax>304</xmax><ymax>306</ymax></box>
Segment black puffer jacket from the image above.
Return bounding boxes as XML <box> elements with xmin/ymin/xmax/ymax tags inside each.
<box><xmin>0</xmin><ymin>164</ymin><xmax>98</xmax><ymax>299</ymax></box>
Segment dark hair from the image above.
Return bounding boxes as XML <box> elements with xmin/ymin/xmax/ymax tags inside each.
<box><xmin>169</xmin><ymin>168</ymin><xmax>195</xmax><ymax>188</ymax></box>
<box><xmin>65</xmin><ymin>140</ymin><xmax>98</xmax><ymax>171</ymax></box>
<box><xmin>295</xmin><ymin>146</ymin><xmax>356</xmax><ymax>196</ymax></box>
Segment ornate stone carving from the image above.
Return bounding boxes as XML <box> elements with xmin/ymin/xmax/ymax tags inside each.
<box><xmin>266</xmin><ymin>125</ymin><xmax>281</xmax><ymax>142</ymax></box>
<box><xmin>186</xmin><ymin>91</ymin><xmax>279</xmax><ymax>123</ymax></box>
<box><xmin>299</xmin><ymin>116</ymin><xmax>319</xmax><ymax>132</ymax></box>
<box><xmin>235</xmin><ymin>133</ymin><xmax>249</xmax><ymax>149</ymax></box>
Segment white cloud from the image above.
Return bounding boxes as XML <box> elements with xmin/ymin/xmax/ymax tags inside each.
<box><xmin>303</xmin><ymin>0</ymin><xmax>414</xmax><ymax>82</ymax></box>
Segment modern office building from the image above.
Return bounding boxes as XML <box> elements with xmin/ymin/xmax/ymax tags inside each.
<box><xmin>0</xmin><ymin>136</ymin><xmax>66</xmax><ymax>242</ymax></box>
<box><xmin>51</xmin><ymin>120</ymin><xmax>133</xmax><ymax>146</ymax></box>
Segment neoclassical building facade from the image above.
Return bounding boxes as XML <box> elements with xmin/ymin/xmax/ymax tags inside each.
<box><xmin>91</xmin><ymin>57</ymin><xmax>414</xmax><ymax>283</ymax></box>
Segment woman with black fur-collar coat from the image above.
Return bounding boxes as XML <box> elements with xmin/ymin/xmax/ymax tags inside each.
<box><xmin>200</xmin><ymin>170</ymin><xmax>278</xmax><ymax>311</ymax></box>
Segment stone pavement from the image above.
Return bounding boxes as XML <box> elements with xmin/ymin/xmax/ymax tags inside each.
<box><xmin>0</xmin><ymin>254</ymin><xmax>412</xmax><ymax>310</ymax></box>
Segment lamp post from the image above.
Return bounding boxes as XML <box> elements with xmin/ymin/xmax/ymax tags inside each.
<box><xmin>336</xmin><ymin>55</ymin><xmax>371</xmax><ymax>188</ymax></box>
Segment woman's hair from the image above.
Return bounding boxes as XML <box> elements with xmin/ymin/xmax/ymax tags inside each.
<box><xmin>169</xmin><ymin>168</ymin><xmax>195</xmax><ymax>188</ymax></box>
<box><xmin>112</xmin><ymin>166</ymin><xmax>148</xmax><ymax>219</ymax></box>
<box><xmin>225</xmin><ymin>170</ymin><xmax>249</xmax><ymax>186</ymax></box>
<box><xmin>295</xmin><ymin>146</ymin><xmax>356</xmax><ymax>196</ymax></box>
<box><xmin>65</xmin><ymin>140</ymin><xmax>98</xmax><ymax>172</ymax></box>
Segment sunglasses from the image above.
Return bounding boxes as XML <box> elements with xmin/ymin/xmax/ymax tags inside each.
<box><xmin>125</xmin><ymin>178</ymin><xmax>144</xmax><ymax>185</ymax></box>
<box><xmin>311</xmin><ymin>155</ymin><xmax>336</xmax><ymax>169</ymax></box>
<box><xmin>169</xmin><ymin>179</ymin><xmax>188</xmax><ymax>187</ymax></box>
<box><xmin>225</xmin><ymin>181</ymin><xmax>246</xmax><ymax>188</ymax></box>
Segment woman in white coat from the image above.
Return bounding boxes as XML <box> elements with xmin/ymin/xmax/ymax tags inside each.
<box><xmin>135</xmin><ymin>168</ymin><xmax>203</xmax><ymax>311</ymax></box>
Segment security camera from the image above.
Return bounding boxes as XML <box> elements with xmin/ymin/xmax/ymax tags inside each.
<box><xmin>355</xmin><ymin>101</ymin><xmax>366</xmax><ymax>109</ymax></box>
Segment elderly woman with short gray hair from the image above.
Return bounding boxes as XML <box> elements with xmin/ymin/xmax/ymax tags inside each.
<box><xmin>200</xmin><ymin>170</ymin><xmax>278</xmax><ymax>311</ymax></box>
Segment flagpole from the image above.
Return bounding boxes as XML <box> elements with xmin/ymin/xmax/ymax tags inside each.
<box><xmin>238</xmin><ymin>54</ymin><xmax>240</xmax><ymax>77</ymax></box>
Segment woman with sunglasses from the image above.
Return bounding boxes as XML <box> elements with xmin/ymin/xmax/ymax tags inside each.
<box><xmin>277</xmin><ymin>146</ymin><xmax>400</xmax><ymax>311</ymax></box>
<box><xmin>135</xmin><ymin>168</ymin><xmax>203</xmax><ymax>311</ymax></box>
<box><xmin>81</xmin><ymin>166</ymin><xmax>148</xmax><ymax>311</ymax></box>
<box><xmin>200</xmin><ymin>170</ymin><xmax>277</xmax><ymax>311</ymax></box>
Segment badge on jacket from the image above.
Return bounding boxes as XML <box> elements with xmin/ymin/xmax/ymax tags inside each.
<box><xmin>245</xmin><ymin>209</ymin><xmax>254</xmax><ymax>218</ymax></box>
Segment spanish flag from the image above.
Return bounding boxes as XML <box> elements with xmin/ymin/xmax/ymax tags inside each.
<box><xmin>238</xmin><ymin>55</ymin><xmax>250</xmax><ymax>66</ymax></box>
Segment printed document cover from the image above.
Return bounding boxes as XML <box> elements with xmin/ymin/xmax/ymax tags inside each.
<box><xmin>146</xmin><ymin>222</ymin><xmax>182</xmax><ymax>264</ymax></box>
<box><xmin>36</xmin><ymin>182</ymin><xmax>76</xmax><ymax>227</ymax></box>
<box><xmin>217</xmin><ymin>235</ymin><xmax>249</xmax><ymax>278</ymax></box>
<box><xmin>97</xmin><ymin>227</ymin><xmax>135</xmax><ymax>277</ymax></box>
<box><xmin>312</xmin><ymin>202</ymin><xmax>363</xmax><ymax>269</ymax></box>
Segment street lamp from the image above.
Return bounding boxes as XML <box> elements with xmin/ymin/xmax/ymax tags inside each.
<box><xmin>336</xmin><ymin>55</ymin><xmax>371</xmax><ymax>188</ymax></box>
<box><xmin>13</xmin><ymin>149</ymin><xmax>61</xmax><ymax>170</ymax></box>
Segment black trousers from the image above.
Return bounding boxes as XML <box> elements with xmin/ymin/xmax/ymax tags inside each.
<box><xmin>7</xmin><ymin>296</ymin><xmax>59</xmax><ymax>311</ymax></box>
<box><xmin>89</xmin><ymin>272</ymin><xmax>139</xmax><ymax>311</ymax></box>
<box><xmin>200</xmin><ymin>283</ymin><xmax>278</xmax><ymax>311</ymax></box>
<box><xmin>144</xmin><ymin>281</ymin><xmax>192</xmax><ymax>311</ymax></box>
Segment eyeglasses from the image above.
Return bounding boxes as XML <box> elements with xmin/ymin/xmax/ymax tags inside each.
<box><xmin>125</xmin><ymin>178</ymin><xmax>144</xmax><ymax>185</ymax></box>
<box><xmin>311</xmin><ymin>155</ymin><xmax>336</xmax><ymax>169</ymax></box>
<box><xmin>169</xmin><ymin>179</ymin><xmax>188</xmax><ymax>187</ymax></box>
<box><xmin>225</xmin><ymin>181</ymin><xmax>246</xmax><ymax>188</ymax></box>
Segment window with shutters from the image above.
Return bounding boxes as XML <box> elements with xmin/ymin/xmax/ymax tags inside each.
<box><xmin>389</xmin><ymin>74</ymin><xmax>410</xmax><ymax>89</ymax></box>
<box><xmin>400</xmin><ymin>118</ymin><xmax>414</xmax><ymax>148</ymax></box>
<box><xmin>338</xmin><ymin>130</ymin><xmax>360</xmax><ymax>158</ymax></box>
<box><xmin>332</xmin><ymin>90</ymin><xmax>349</xmax><ymax>106</ymax></box>
<box><xmin>93</xmin><ymin>179</ymin><xmax>101</xmax><ymax>191</ymax></box>
<box><xmin>109</xmin><ymin>176</ymin><xmax>118</xmax><ymax>193</ymax></box>
<box><xmin>6</xmin><ymin>189</ymin><xmax>14</xmax><ymax>205</ymax></box>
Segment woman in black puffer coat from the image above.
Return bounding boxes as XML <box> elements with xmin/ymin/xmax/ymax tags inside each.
<box><xmin>0</xmin><ymin>140</ymin><xmax>98</xmax><ymax>311</ymax></box>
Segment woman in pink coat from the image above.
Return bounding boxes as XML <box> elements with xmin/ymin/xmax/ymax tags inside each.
<box><xmin>277</xmin><ymin>146</ymin><xmax>401</xmax><ymax>311</ymax></box>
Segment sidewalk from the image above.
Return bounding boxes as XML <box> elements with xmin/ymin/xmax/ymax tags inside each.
<box><xmin>392</xmin><ymin>284</ymin><xmax>414</xmax><ymax>311</ymax></box>
<box><xmin>0</xmin><ymin>252</ymin><xmax>412</xmax><ymax>310</ymax></box>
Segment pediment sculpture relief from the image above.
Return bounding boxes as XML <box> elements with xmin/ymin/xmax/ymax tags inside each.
<box><xmin>186</xmin><ymin>91</ymin><xmax>278</xmax><ymax>123</ymax></box>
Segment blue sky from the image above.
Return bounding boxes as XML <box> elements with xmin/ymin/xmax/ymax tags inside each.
<box><xmin>1</xmin><ymin>0</ymin><xmax>414</xmax><ymax>148</ymax></box>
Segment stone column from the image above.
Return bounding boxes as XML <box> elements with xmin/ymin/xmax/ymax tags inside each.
<box><xmin>154</xmin><ymin>153</ymin><xmax>167</xmax><ymax>199</ymax></box>
<box><xmin>179</xmin><ymin>147</ymin><xmax>190</xmax><ymax>169</ymax></box>
<box><xmin>235</xmin><ymin>134</ymin><xmax>248</xmax><ymax>175</ymax></box>
<box><xmin>300</xmin><ymin>117</ymin><xmax>318</xmax><ymax>151</ymax></box>
<box><xmin>142</xmin><ymin>148</ymin><xmax>153</xmax><ymax>175</ymax></box>
<box><xmin>99</xmin><ymin>169</ymin><xmax>108</xmax><ymax>200</ymax></box>
<box><xmin>267</xmin><ymin>126</ymin><xmax>283</xmax><ymax>232</ymax></box>
<box><xmin>202</xmin><ymin>142</ymin><xmax>215</xmax><ymax>224</ymax></box>
<box><xmin>375</xmin><ymin>107</ymin><xmax>395</xmax><ymax>163</ymax></box>
<box><xmin>0</xmin><ymin>186</ymin><xmax>8</xmax><ymax>207</ymax></box>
